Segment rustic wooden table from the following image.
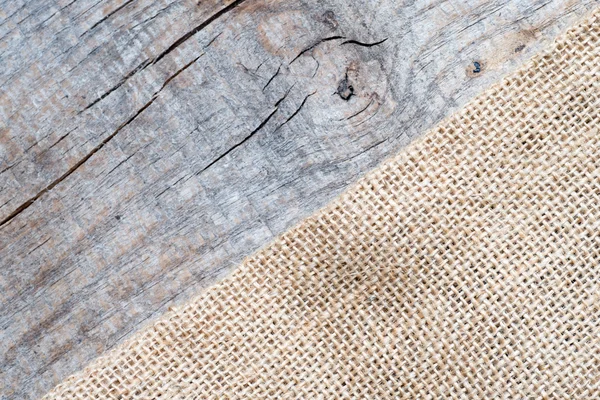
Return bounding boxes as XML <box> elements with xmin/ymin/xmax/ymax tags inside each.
<box><xmin>0</xmin><ymin>0</ymin><xmax>596</xmax><ymax>398</ymax></box>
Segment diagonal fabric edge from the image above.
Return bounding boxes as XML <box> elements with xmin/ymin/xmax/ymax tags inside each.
<box><xmin>44</xmin><ymin>6</ymin><xmax>600</xmax><ymax>399</ymax></box>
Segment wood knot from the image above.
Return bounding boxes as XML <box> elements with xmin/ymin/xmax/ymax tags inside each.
<box><xmin>336</xmin><ymin>73</ymin><xmax>354</xmax><ymax>101</ymax></box>
<box><xmin>467</xmin><ymin>60</ymin><xmax>485</xmax><ymax>77</ymax></box>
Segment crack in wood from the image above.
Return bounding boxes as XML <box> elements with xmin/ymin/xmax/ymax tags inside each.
<box><xmin>195</xmin><ymin>108</ymin><xmax>279</xmax><ymax>175</ymax></box>
<box><xmin>80</xmin><ymin>58</ymin><xmax>151</xmax><ymax>113</ymax></box>
<box><xmin>80</xmin><ymin>0</ymin><xmax>137</xmax><ymax>38</ymax></box>
<box><xmin>130</xmin><ymin>2</ymin><xmax>176</xmax><ymax>31</ymax></box>
<box><xmin>0</xmin><ymin>160</ymin><xmax>21</xmax><ymax>176</ymax></box>
<box><xmin>195</xmin><ymin>88</ymin><xmax>293</xmax><ymax>176</ymax></box>
<box><xmin>0</xmin><ymin>54</ymin><xmax>205</xmax><ymax>228</ymax></box>
<box><xmin>337</xmin><ymin>137</ymin><xmax>387</xmax><ymax>164</ymax></box>
<box><xmin>289</xmin><ymin>36</ymin><xmax>346</xmax><ymax>64</ymax></box>
<box><xmin>157</xmin><ymin>53</ymin><xmax>204</xmax><ymax>91</ymax></box>
<box><xmin>47</xmin><ymin>126</ymin><xmax>79</xmax><ymax>150</ymax></box>
<box><xmin>341</xmin><ymin>38</ymin><xmax>388</xmax><ymax>47</ymax></box>
<box><xmin>27</xmin><ymin>237</ymin><xmax>51</xmax><ymax>255</ymax></box>
<box><xmin>343</xmin><ymin>99</ymin><xmax>374</xmax><ymax>120</ymax></box>
<box><xmin>79</xmin><ymin>0</ymin><xmax>241</xmax><ymax>113</ymax></box>
<box><xmin>24</xmin><ymin>139</ymin><xmax>41</xmax><ymax>154</ymax></box>
<box><xmin>310</xmin><ymin>55</ymin><xmax>320</xmax><ymax>78</ymax></box>
<box><xmin>262</xmin><ymin>64</ymin><xmax>282</xmax><ymax>91</ymax></box>
<box><xmin>105</xmin><ymin>152</ymin><xmax>135</xmax><ymax>176</ymax></box>
<box><xmin>0</xmin><ymin>98</ymin><xmax>155</xmax><ymax>228</ymax></box>
<box><xmin>152</xmin><ymin>0</ymin><xmax>247</xmax><ymax>65</ymax></box>
<box><xmin>355</xmin><ymin>103</ymin><xmax>381</xmax><ymax>127</ymax></box>
<box><xmin>205</xmin><ymin>32</ymin><xmax>223</xmax><ymax>48</ymax></box>
<box><xmin>275</xmin><ymin>91</ymin><xmax>317</xmax><ymax>131</ymax></box>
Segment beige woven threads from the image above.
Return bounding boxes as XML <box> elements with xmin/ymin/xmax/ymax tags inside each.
<box><xmin>44</xmin><ymin>7</ymin><xmax>600</xmax><ymax>399</ymax></box>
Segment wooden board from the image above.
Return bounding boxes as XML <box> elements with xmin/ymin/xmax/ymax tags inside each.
<box><xmin>0</xmin><ymin>0</ymin><xmax>596</xmax><ymax>398</ymax></box>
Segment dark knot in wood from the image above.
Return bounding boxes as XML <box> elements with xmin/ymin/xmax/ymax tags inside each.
<box><xmin>337</xmin><ymin>73</ymin><xmax>354</xmax><ymax>101</ymax></box>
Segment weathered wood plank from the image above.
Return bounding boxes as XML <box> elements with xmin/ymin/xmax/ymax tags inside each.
<box><xmin>0</xmin><ymin>0</ymin><xmax>596</xmax><ymax>398</ymax></box>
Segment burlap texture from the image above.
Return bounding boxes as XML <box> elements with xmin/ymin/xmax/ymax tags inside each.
<box><xmin>44</xmin><ymin>8</ymin><xmax>600</xmax><ymax>399</ymax></box>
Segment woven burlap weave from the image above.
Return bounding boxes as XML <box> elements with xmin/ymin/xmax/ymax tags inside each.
<box><xmin>44</xmin><ymin>8</ymin><xmax>600</xmax><ymax>399</ymax></box>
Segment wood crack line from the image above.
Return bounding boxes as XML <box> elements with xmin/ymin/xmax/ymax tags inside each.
<box><xmin>262</xmin><ymin>64</ymin><xmax>281</xmax><ymax>91</ymax></box>
<box><xmin>80</xmin><ymin>0</ymin><xmax>136</xmax><ymax>38</ymax></box>
<box><xmin>341</xmin><ymin>38</ymin><xmax>388</xmax><ymax>47</ymax></box>
<box><xmin>80</xmin><ymin>58</ymin><xmax>151</xmax><ymax>113</ymax></box>
<box><xmin>0</xmin><ymin>56</ymin><xmax>202</xmax><ymax>228</ymax></box>
<box><xmin>194</xmin><ymin>109</ymin><xmax>278</xmax><ymax>176</ymax></box>
<box><xmin>195</xmin><ymin>88</ymin><xmax>293</xmax><ymax>176</ymax></box>
<box><xmin>276</xmin><ymin>91</ymin><xmax>316</xmax><ymax>131</ymax></box>
<box><xmin>152</xmin><ymin>0</ymin><xmax>246</xmax><ymax>65</ymax></box>
<box><xmin>290</xmin><ymin>36</ymin><xmax>345</xmax><ymax>64</ymax></box>
<box><xmin>80</xmin><ymin>0</ymin><xmax>244</xmax><ymax>113</ymax></box>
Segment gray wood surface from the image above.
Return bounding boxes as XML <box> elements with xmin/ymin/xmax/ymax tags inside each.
<box><xmin>0</xmin><ymin>0</ymin><xmax>596</xmax><ymax>398</ymax></box>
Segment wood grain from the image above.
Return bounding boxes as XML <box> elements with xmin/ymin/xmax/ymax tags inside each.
<box><xmin>0</xmin><ymin>0</ymin><xmax>596</xmax><ymax>398</ymax></box>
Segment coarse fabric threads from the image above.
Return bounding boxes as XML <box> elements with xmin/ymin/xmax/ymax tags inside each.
<box><xmin>44</xmin><ymin>7</ymin><xmax>600</xmax><ymax>399</ymax></box>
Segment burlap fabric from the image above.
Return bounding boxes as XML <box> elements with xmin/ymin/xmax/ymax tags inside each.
<box><xmin>44</xmin><ymin>8</ymin><xmax>600</xmax><ymax>399</ymax></box>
